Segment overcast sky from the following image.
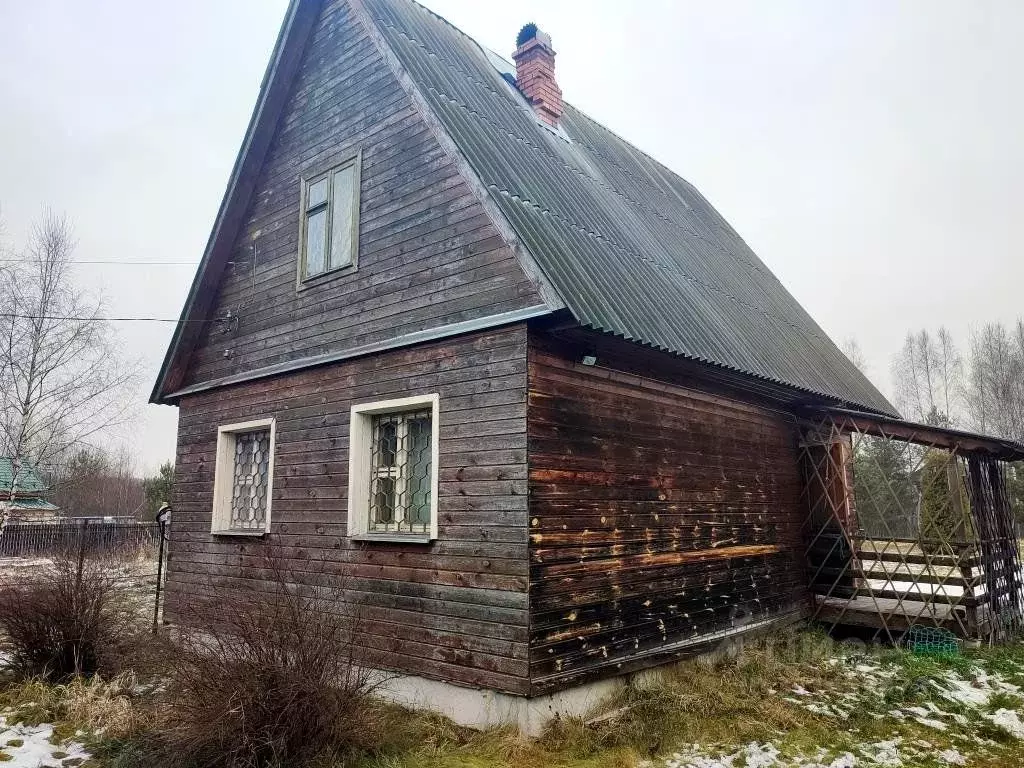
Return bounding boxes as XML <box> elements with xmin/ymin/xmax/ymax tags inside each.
<box><xmin>0</xmin><ymin>0</ymin><xmax>1021</xmax><ymax>473</ymax></box>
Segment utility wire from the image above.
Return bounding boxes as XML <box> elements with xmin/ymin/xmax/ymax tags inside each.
<box><xmin>0</xmin><ymin>313</ymin><xmax>203</xmax><ymax>324</ymax></box>
<box><xmin>0</xmin><ymin>259</ymin><xmax>198</xmax><ymax>265</ymax></box>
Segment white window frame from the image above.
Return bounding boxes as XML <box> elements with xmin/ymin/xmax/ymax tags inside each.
<box><xmin>211</xmin><ymin>417</ymin><xmax>277</xmax><ymax>536</ymax></box>
<box><xmin>348</xmin><ymin>394</ymin><xmax>440</xmax><ymax>542</ymax></box>
<box><xmin>296</xmin><ymin>151</ymin><xmax>361</xmax><ymax>288</ymax></box>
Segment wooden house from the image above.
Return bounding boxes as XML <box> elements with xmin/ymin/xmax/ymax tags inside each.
<box><xmin>152</xmin><ymin>0</ymin><xmax>905</xmax><ymax>729</ymax></box>
<box><xmin>0</xmin><ymin>458</ymin><xmax>60</xmax><ymax>522</ymax></box>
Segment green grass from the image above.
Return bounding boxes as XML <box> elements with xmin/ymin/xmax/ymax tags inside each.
<box><xmin>7</xmin><ymin>630</ymin><xmax>1024</xmax><ymax>767</ymax></box>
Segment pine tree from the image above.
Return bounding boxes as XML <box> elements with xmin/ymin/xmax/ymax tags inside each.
<box><xmin>853</xmin><ymin>437</ymin><xmax>918</xmax><ymax>539</ymax></box>
<box><xmin>919</xmin><ymin>450</ymin><xmax>972</xmax><ymax>554</ymax></box>
<box><xmin>143</xmin><ymin>461</ymin><xmax>175</xmax><ymax>519</ymax></box>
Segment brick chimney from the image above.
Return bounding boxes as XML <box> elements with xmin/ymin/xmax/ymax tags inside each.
<box><xmin>512</xmin><ymin>23</ymin><xmax>562</xmax><ymax>126</ymax></box>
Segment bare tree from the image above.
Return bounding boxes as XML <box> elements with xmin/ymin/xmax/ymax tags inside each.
<box><xmin>48</xmin><ymin>445</ymin><xmax>146</xmax><ymax>519</ymax></box>
<box><xmin>0</xmin><ymin>212</ymin><xmax>137</xmax><ymax>530</ymax></box>
<box><xmin>968</xmin><ymin>321</ymin><xmax>1024</xmax><ymax>440</ymax></box>
<box><xmin>936</xmin><ymin>326</ymin><xmax>965</xmax><ymax>421</ymax></box>
<box><xmin>841</xmin><ymin>337</ymin><xmax>869</xmax><ymax>375</ymax></box>
<box><xmin>891</xmin><ymin>328</ymin><xmax>963</xmax><ymax>425</ymax></box>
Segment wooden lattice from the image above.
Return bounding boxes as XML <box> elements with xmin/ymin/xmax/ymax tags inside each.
<box><xmin>799</xmin><ymin>411</ymin><xmax>1024</xmax><ymax>644</ymax></box>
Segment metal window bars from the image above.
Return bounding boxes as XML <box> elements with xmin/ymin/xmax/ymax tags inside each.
<box><xmin>229</xmin><ymin>429</ymin><xmax>271</xmax><ymax>531</ymax></box>
<box><xmin>368</xmin><ymin>410</ymin><xmax>432</xmax><ymax>534</ymax></box>
<box><xmin>799</xmin><ymin>410</ymin><xmax>1024</xmax><ymax>645</ymax></box>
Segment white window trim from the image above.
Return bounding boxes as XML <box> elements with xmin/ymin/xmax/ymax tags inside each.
<box><xmin>211</xmin><ymin>417</ymin><xmax>276</xmax><ymax>536</ymax></box>
<box><xmin>348</xmin><ymin>394</ymin><xmax>440</xmax><ymax>542</ymax></box>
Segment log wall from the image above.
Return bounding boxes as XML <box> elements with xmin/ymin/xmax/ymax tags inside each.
<box><xmin>527</xmin><ymin>331</ymin><xmax>807</xmax><ymax>692</ymax></box>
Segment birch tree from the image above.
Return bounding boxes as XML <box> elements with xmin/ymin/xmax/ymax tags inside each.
<box><xmin>967</xmin><ymin>321</ymin><xmax>1024</xmax><ymax>440</ymax></box>
<box><xmin>891</xmin><ymin>328</ymin><xmax>963</xmax><ymax>425</ymax></box>
<box><xmin>0</xmin><ymin>212</ymin><xmax>137</xmax><ymax>530</ymax></box>
<box><xmin>841</xmin><ymin>337</ymin><xmax>869</xmax><ymax>375</ymax></box>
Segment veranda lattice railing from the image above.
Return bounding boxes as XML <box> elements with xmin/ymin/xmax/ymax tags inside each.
<box><xmin>798</xmin><ymin>408</ymin><xmax>1024</xmax><ymax>645</ymax></box>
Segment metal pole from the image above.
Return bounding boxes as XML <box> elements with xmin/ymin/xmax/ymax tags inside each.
<box><xmin>152</xmin><ymin>504</ymin><xmax>171</xmax><ymax>633</ymax></box>
<box><xmin>75</xmin><ymin>518</ymin><xmax>87</xmax><ymax>594</ymax></box>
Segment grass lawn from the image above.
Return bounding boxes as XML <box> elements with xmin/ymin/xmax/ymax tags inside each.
<box><xmin>5</xmin><ymin>629</ymin><xmax>1024</xmax><ymax>767</ymax></box>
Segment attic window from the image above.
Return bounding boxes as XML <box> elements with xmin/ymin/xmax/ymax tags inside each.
<box><xmin>298</xmin><ymin>153</ymin><xmax>361</xmax><ymax>283</ymax></box>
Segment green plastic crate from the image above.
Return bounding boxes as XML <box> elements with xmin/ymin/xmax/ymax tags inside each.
<box><xmin>906</xmin><ymin>626</ymin><xmax>960</xmax><ymax>657</ymax></box>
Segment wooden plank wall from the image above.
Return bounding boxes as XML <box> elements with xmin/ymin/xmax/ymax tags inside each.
<box><xmin>166</xmin><ymin>325</ymin><xmax>531</xmax><ymax>694</ymax></box>
<box><xmin>527</xmin><ymin>331</ymin><xmax>807</xmax><ymax>693</ymax></box>
<box><xmin>183</xmin><ymin>0</ymin><xmax>541</xmax><ymax>387</ymax></box>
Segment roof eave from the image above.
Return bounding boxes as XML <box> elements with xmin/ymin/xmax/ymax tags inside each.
<box><xmin>149</xmin><ymin>0</ymin><xmax>320</xmax><ymax>405</ymax></box>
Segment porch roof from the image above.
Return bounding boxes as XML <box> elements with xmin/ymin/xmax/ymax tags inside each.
<box><xmin>799</xmin><ymin>406</ymin><xmax>1024</xmax><ymax>462</ymax></box>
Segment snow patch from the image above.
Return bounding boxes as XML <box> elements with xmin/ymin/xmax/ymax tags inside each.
<box><xmin>985</xmin><ymin>708</ymin><xmax>1024</xmax><ymax>739</ymax></box>
<box><xmin>0</xmin><ymin>715</ymin><xmax>90</xmax><ymax>767</ymax></box>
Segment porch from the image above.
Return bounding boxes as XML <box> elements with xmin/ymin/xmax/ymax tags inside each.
<box><xmin>800</xmin><ymin>408</ymin><xmax>1024</xmax><ymax>644</ymax></box>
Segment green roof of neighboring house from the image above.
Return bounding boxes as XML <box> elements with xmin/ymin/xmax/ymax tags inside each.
<box><xmin>8</xmin><ymin>497</ymin><xmax>59</xmax><ymax>511</ymax></box>
<box><xmin>0</xmin><ymin>458</ymin><xmax>49</xmax><ymax>494</ymax></box>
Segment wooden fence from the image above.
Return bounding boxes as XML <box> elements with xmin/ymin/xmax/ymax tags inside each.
<box><xmin>0</xmin><ymin>520</ymin><xmax>162</xmax><ymax>559</ymax></box>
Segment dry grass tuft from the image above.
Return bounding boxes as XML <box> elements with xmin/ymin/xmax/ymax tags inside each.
<box><xmin>537</xmin><ymin>628</ymin><xmax>846</xmax><ymax>759</ymax></box>
<box><xmin>0</xmin><ymin>672</ymin><xmax>149</xmax><ymax>740</ymax></box>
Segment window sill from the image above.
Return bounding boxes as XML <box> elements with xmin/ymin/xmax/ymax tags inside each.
<box><xmin>297</xmin><ymin>262</ymin><xmax>357</xmax><ymax>292</ymax></box>
<box><xmin>351</xmin><ymin>533</ymin><xmax>433</xmax><ymax>545</ymax></box>
<box><xmin>211</xmin><ymin>529</ymin><xmax>267</xmax><ymax>538</ymax></box>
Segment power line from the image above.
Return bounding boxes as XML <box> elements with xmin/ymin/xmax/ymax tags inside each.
<box><xmin>0</xmin><ymin>313</ymin><xmax>202</xmax><ymax>324</ymax></box>
<box><xmin>0</xmin><ymin>258</ymin><xmax>198</xmax><ymax>266</ymax></box>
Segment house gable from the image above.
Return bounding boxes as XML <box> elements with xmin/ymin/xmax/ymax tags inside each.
<box><xmin>155</xmin><ymin>0</ymin><xmax>894</xmax><ymax>416</ymax></box>
<box><xmin>152</xmin><ymin>0</ymin><xmax>556</xmax><ymax>402</ymax></box>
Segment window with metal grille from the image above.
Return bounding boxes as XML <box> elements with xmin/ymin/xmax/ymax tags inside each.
<box><xmin>368</xmin><ymin>411</ymin><xmax>432</xmax><ymax>534</ymax></box>
<box><xmin>230</xmin><ymin>429</ymin><xmax>271</xmax><ymax>531</ymax></box>
<box><xmin>349</xmin><ymin>394</ymin><xmax>439</xmax><ymax>542</ymax></box>
<box><xmin>212</xmin><ymin>418</ymin><xmax>276</xmax><ymax>535</ymax></box>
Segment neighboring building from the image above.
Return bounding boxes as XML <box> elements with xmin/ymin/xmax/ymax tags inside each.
<box><xmin>151</xmin><ymin>0</ymin><xmax>902</xmax><ymax>729</ymax></box>
<box><xmin>0</xmin><ymin>458</ymin><xmax>60</xmax><ymax>522</ymax></box>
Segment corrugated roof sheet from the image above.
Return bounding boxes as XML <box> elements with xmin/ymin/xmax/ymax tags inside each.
<box><xmin>7</xmin><ymin>497</ymin><xmax>59</xmax><ymax>511</ymax></box>
<box><xmin>0</xmin><ymin>458</ymin><xmax>48</xmax><ymax>494</ymax></box>
<box><xmin>365</xmin><ymin>0</ymin><xmax>896</xmax><ymax>415</ymax></box>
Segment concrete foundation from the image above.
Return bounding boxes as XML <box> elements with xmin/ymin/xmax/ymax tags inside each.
<box><xmin>376</xmin><ymin>672</ymin><xmax>625</xmax><ymax>736</ymax></box>
<box><xmin>374</xmin><ymin>613</ymin><xmax>798</xmax><ymax>735</ymax></box>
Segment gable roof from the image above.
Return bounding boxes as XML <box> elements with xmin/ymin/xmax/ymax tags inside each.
<box><xmin>364</xmin><ymin>0</ymin><xmax>894</xmax><ymax>416</ymax></box>
<box><xmin>153</xmin><ymin>0</ymin><xmax>895</xmax><ymax>416</ymax></box>
<box><xmin>0</xmin><ymin>458</ymin><xmax>49</xmax><ymax>495</ymax></box>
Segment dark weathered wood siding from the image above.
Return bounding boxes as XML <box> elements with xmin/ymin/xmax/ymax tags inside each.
<box><xmin>527</xmin><ymin>330</ymin><xmax>807</xmax><ymax>693</ymax></box>
<box><xmin>166</xmin><ymin>326</ymin><xmax>531</xmax><ymax>694</ymax></box>
<box><xmin>181</xmin><ymin>0</ymin><xmax>542</xmax><ymax>389</ymax></box>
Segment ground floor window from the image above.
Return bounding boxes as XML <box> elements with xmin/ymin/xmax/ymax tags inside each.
<box><xmin>211</xmin><ymin>418</ymin><xmax>276</xmax><ymax>535</ymax></box>
<box><xmin>349</xmin><ymin>394</ymin><xmax>439</xmax><ymax>541</ymax></box>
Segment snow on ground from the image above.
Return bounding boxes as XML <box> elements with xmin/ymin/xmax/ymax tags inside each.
<box><xmin>646</xmin><ymin>654</ymin><xmax>1024</xmax><ymax>767</ymax></box>
<box><xmin>0</xmin><ymin>558</ymin><xmax>51</xmax><ymax>577</ymax></box>
<box><xmin>655</xmin><ymin>739</ymin><xmax>970</xmax><ymax>768</ymax></box>
<box><xmin>0</xmin><ymin>714</ymin><xmax>89</xmax><ymax>767</ymax></box>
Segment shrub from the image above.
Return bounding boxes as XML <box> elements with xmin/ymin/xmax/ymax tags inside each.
<box><xmin>150</xmin><ymin>550</ymin><xmax>380</xmax><ymax>768</ymax></box>
<box><xmin>0</xmin><ymin>552</ymin><xmax>145</xmax><ymax>681</ymax></box>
